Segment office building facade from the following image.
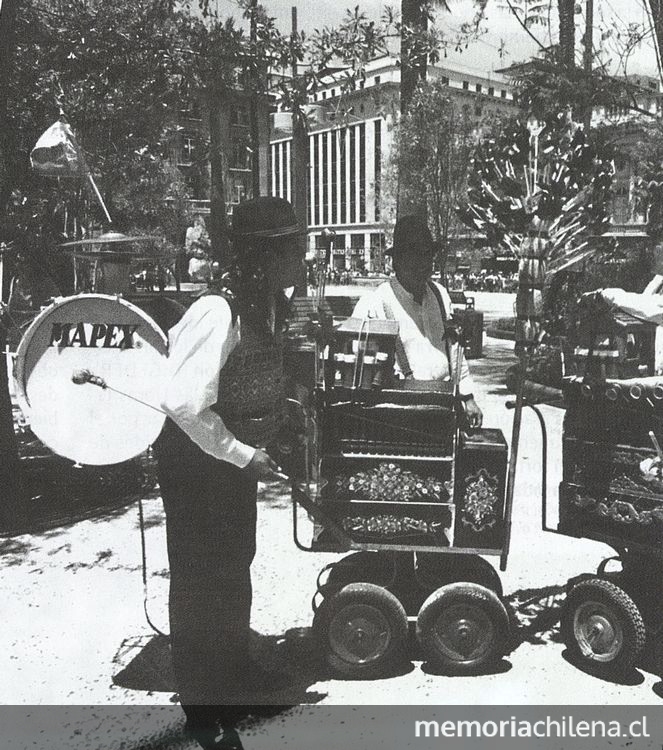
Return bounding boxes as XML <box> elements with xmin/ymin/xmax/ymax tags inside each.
<box><xmin>270</xmin><ymin>56</ymin><xmax>517</xmax><ymax>271</ymax></box>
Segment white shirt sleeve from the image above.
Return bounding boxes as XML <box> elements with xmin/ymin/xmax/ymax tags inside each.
<box><xmin>161</xmin><ymin>295</ymin><xmax>256</xmax><ymax>468</ymax></box>
<box><xmin>603</xmin><ymin>288</ymin><xmax>663</xmax><ymax>325</ymax></box>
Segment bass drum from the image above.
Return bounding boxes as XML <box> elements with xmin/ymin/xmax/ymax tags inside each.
<box><xmin>14</xmin><ymin>294</ymin><xmax>169</xmax><ymax>466</ymax></box>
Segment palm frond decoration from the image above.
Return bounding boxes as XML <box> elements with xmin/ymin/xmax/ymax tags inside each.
<box><xmin>458</xmin><ymin>113</ymin><xmax>614</xmax><ymax>346</ymax></box>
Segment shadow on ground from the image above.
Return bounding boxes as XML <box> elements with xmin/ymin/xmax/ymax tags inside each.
<box><xmin>112</xmin><ymin>629</ymin><xmax>329</xmax><ymax>708</ymax></box>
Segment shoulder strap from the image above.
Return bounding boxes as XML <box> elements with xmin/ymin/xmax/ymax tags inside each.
<box><xmin>427</xmin><ymin>280</ymin><xmax>454</xmax><ymax>378</ymax></box>
<box><xmin>380</xmin><ymin>284</ymin><xmax>413</xmax><ymax>379</ymax></box>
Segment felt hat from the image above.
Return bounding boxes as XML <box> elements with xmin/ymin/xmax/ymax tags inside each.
<box><xmin>231</xmin><ymin>197</ymin><xmax>301</xmax><ymax>239</ymax></box>
<box><xmin>388</xmin><ymin>214</ymin><xmax>434</xmax><ymax>256</ymax></box>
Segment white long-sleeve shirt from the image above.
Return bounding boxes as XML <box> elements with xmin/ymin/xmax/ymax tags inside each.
<box><xmin>352</xmin><ymin>278</ymin><xmax>475</xmax><ymax>395</ymax></box>
<box><xmin>160</xmin><ymin>295</ymin><xmax>256</xmax><ymax>468</ymax></box>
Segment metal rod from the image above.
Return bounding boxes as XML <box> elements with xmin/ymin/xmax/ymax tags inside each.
<box><xmin>71</xmin><ymin>368</ymin><xmax>165</xmax><ymax>415</ymax></box>
<box><xmin>501</xmin><ymin>352</ymin><xmax>527</xmax><ymax>571</ymax></box>
<box><xmin>87</xmin><ymin>173</ymin><xmax>112</xmax><ymax>224</ymax></box>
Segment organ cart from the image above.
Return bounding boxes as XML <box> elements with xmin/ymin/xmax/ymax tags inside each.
<box><xmin>551</xmin><ymin>305</ymin><xmax>663</xmax><ymax>677</ymax></box>
<box><xmin>289</xmin><ymin>303</ymin><xmax>515</xmax><ymax>678</ymax></box>
<box><xmin>286</xmin><ymin>270</ymin><xmax>663</xmax><ymax>681</ymax></box>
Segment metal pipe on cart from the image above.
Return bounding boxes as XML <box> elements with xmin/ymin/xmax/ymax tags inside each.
<box><xmin>501</xmin><ymin>355</ymin><xmax>527</xmax><ymax>571</ymax></box>
<box><xmin>506</xmin><ymin>399</ymin><xmax>548</xmax><ymax>534</ymax></box>
<box><xmin>315</xmin><ymin>227</ymin><xmax>335</xmax><ymax>388</ymax></box>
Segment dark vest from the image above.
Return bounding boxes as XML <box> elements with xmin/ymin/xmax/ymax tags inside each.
<box><xmin>208</xmin><ymin>291</ymin><xmax>286</xmax><ymax>449</ymax></box>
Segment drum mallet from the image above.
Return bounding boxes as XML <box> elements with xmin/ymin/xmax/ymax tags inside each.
<box><xmin>71</xmin><ymin>368</ymin><xmax>165</xmax><ymax>415</ymax></box>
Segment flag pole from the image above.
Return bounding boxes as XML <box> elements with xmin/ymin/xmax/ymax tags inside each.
<box><xmin>86</xmin><ymin>172</ymin><xmax>112</xmax><ymax>224</ymax></box>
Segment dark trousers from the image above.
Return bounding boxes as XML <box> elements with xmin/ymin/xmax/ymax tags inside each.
<box><xmin>155</xmin><ymin>419</ymin><xmax>257</xmax><ymax>718</ymax></box>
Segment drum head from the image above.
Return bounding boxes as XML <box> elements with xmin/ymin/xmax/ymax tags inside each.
<box><xmin>15</xmin><ymin>294</ymin><xmax>168</xmax><ymax>465</ymax></box>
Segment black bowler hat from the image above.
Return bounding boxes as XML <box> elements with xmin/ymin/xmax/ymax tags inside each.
<box><xmin>387</xmin><ymin>214</ymin><xmax>434</xmax><ymax>256</ymax></box>
<box><xmin>231</xmin><ymin>196</ymin><xmax>301</xmax><ymax>239</ymax></box>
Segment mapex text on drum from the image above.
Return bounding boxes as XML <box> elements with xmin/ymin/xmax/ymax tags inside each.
<box><xmin>48</xmin><ymin>322</ymin><xmax>140</xmax><ymax>349</ymax></box>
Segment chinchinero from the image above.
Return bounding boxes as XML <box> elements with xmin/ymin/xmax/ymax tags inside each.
<box><xmin>49</xmin><ymin>322</ymin><xmax>140</xmax><ymax>349</ymax></box>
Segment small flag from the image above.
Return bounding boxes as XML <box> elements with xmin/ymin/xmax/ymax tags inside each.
<box><xmin>30</xmin><ymin>120</ymin><xmax>86</xmax><ymax>177</ymax></box>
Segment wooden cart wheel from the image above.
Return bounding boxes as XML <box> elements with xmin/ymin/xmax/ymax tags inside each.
<box><xmin>416</xmin><ymin>553</ymin><xmax>503</xmax><ymax>597</ymax></box>
<box><xmin>416</xmin><ymin>582</ymin><xmax>510</xmax><ymax>674</ymax></box>
<box><xmin>313</xmin><ymin>582</ymin><xmax>408</xmax><ymax>678</ymax></box>
<box><xmin>561</xmin><ymin>578</ymin><xmax>646</xmax><ymax>676</ymax></box>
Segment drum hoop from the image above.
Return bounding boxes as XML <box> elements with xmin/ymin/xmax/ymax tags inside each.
<box><xmin>14</xmin><ymin>293</ymin><xmax>168</xmax><ymax>418</ymax></box>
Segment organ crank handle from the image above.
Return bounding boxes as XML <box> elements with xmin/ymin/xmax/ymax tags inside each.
<box><xmin>71</xmin><ymin>368</ymin><xmax>165</xmax><ymax>415</ymax></box>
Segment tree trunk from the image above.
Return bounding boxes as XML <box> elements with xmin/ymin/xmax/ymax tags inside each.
<box><xmin>557</xmin><ymin>0</ymin><xmax>575</xmax><ymax>68</ymax></box>
<box><xmin>0</xmin><ymin>0</ymin><xmax>24</xmax><ymax>529</ymax></box>
<box><xmin>648</xmin><ymin>0</ymin><xmax>663</xmax><ymax>81</ymax></box>
<box><xmin>207</xmin><ymin>93</ymin><xmax>231</xmax><ymax>267</ymax></box>
<box><xmin>291</xmin><ymin>106</ymin><xmax>309</xmax><ymax>294</ymax></box>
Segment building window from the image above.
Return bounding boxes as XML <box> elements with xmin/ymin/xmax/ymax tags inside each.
<box><xmin>350</xmin><ymin>233</ymin><xmax>364</xmax><ymax>250</ymax></box>
<box><xmin>331</xmin><ymin>88</ymin><xmax>336</xmax><ymax>98</ymax></box>
<box><xmin>374</xmin><ymin>119</ymin><xmax>382</xmax><ymax>222</ymax></box>
<box><xmin>314</xmin><ymin>134</ymin><xmax>325</xmax><ymax>224</ymax></box>
<box><xmin>230</xmin><ymin>104</ymin><xmax>249</xmax><ymax>126</ymax></box>
<box><xmin>340</xmin><ymin>128</ymin><xmax>347</xmax><ymax>225</ymax></box>
<box><xmin>370</xmin><ymin>232</ymin><xmax>384</xmax><ymax>248</ymax></box>
<box><xmin>349</xmin><ymin>126</ymin><xmax>356</xmax><ymax>223</ymax></box>
<box><xmin>462</xmin><ymin>81</ymin><xmax>469</xmax><ymax>90</ymax></box>
<box><xmin>374</xmin><ymin>76</ymin><xmax>381</xmax><ymax>85</ymax></box>
<box><xmin>181</xmin><ymin>134</ymin><xmax>195</xmax><ymax>164</ymax></box>
<box><xmin>359</xmin><ymin>123</ymin><xmax>366</xmax><ymax>224</ymax></box>
<box><xmin>441</xmin><ymin>76</ymin><xmax>449</xmax><ymax>85</ymax></box>
<box><xmin>501</xmin><ymin>89</ymin><xmax>507</xmax><ymax>98</ymax></box>
<box><xmin>230</xmin><ymin>139</ymin><xmax>250</xmax><ymax>170</ymax></box>
<box><xmin>488</xmin><ymin>86</ymin><xmax>494</xmax><ymax>96</ymax></box>
<box><xmin>359</xmin><ymin>79</ymin><xmax>365</xmax><ymax>89</ymax></box>
<box><xmin>475</xmin><ymin>83</ymin><xmax>482</xmax><ymax>93</ymax></box>
<box><xmin>230</xmin><ymin>174</ymin><xmax>249</xmax><ymax>205</ymax></box>
<box><xmin>322</xmin><ymin>131</ymin><xmax>329</xmax><ymax>226</ymax></box>
<box><xmin>321</xmin><ymin>91</ymin><xmax>327</xmax><ymax>100</ymax></box>
<box><xmin>307</xmin><ymin>137</ymin><xmax>313</xmax><ymax>226</ymax></box>
<box><xmin>331</xmin><ymin>130</ymin><xmax>338</xmax><ymax>225</ymax></box>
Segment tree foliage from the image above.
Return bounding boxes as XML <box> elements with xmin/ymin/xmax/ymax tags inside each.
<box><xmin>392</xmin><ymin>79</ymin><xmax>495</xmax><ymax>269</ymax></box>
<box><xmin>8</xmin><ymin>0</ymin><xmax>195</xmax><ymax>227</ymax></box>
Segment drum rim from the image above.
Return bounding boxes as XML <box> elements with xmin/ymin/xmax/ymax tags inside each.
<box><xmin>14</xmin><ymin>293</ymin><xmax>168</xmax><ymax>461</ymax></box>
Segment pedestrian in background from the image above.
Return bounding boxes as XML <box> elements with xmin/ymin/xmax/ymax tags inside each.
<box><xmin>186</xmin><ymin>213</ymin><xmax>212</xmax><ymax>283</ymax></box>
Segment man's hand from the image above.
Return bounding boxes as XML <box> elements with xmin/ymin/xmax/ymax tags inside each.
<box><xmin>243</xmin><ymin>449</ymin><xmax>288</xmax><ymax>481</ymax></box>
<box><xmin>464</xmin><ymin>398</ymin><xmax>483</xmax><ymax>430</ymax></box>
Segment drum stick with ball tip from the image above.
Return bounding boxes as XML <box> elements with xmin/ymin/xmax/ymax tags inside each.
<box><xmin>71</xmin><ymin>368</ymin><xmax>165</xmax><ymax>415</ymax></box>
<box><xmin>649</xmin><ymin>430</ymin><xmax>663</xmax><ymax>461</ymax></box>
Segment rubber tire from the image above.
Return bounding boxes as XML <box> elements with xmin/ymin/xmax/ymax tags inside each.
<box><xmin>312</xmin><ymin>582</ymin><xmax>409</xmax><ymax>678</ymax></box>
<box><xmin>323</xmin><ymin>552</ymin><xmax>396</xmax><ymax>591</ymax></box>
<box><xmin>416</xmin><ymin>582</ymin><xmax>510</xmax><ymax>674</ymax></box>
<box><xmin>560</xmin><ymin>577</ymin><xmax>646</xmax><ymax>676</ymax></box>
<box><xmin>416</xmin><ymin>553</ymin><xmax>503</xmax><ymax>597</ymax></box>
